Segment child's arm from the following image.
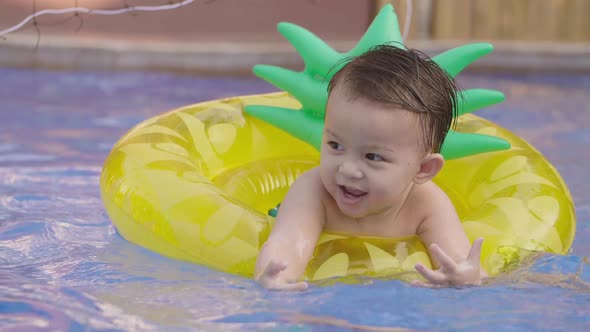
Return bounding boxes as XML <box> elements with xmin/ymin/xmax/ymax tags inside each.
<box><xmin>255</xmin><ymin>168</ymin><xmax>325</xmax><ymax>291</ymax></box>
<box><xmin>414</xmin><ymin>183</ymin><xmax>486</xmax><ymax>286</ymax></box>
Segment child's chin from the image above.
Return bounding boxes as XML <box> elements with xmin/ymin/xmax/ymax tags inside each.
<box><xmin>337</xmin><ymin>203</ymin><xmax>368</xmax><ymax>219</ymax></box>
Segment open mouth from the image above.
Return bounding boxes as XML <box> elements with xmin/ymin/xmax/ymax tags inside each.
<box><xmin>339</xmin><ymin>185</ymin><xmax>367</xmax><ymax>200</ymax></box>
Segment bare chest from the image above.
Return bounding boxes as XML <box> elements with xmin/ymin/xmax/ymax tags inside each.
<box><xmin>322</xmin><ymin>197</ymin><xmax>420</xmax><ymax>238</ymax></box>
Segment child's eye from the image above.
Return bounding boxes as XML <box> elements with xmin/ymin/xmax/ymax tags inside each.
<box><xmin>327</xmin><ymin>141</ymin><xmax>344</xmax><ymax>151</ymax></box>
<box><xmin>365</xmin><ymin>153</ymin><xmax>384</xmax><ymax>161</ymax></box>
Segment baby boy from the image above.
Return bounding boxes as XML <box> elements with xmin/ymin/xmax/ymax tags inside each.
<box><xmin>255</xmin><ymin>45</ymin><xmax>486</xmax><ymax>290</ymax></box>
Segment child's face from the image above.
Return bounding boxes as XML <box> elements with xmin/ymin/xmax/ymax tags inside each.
<box><xmin>320</xmin><ymin>87</ymin><xmax>426</xmax><ymax>219</ymax></box>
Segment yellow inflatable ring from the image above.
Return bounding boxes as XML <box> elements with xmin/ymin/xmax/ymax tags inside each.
<box><xmin>99</xmin><ymin>92</ymin><xmax>576</xmax><ymax>280</ymax></box>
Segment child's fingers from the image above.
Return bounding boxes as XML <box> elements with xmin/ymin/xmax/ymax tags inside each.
<box><xmin>263</xmin><ymin>261</ymin><xmax>287</xmax><ymax>278</ymax></box>
<box><xmin>257</xmin><ymin>261</ymin><xmax>307</xmax><ymax>291</ymax></box>
<box><xmin>429</xmin><ymin>243</ymin><xmax>456</xmax><ymax>271</ymax></box>
<box><xmin>467</xmin><ymin>238</ymin><xmax>484</xmax><ymax>263</ymax></box>
<box><xmin>411</xmin><ymin>280</ymin><xmax>432</xmax><ymax>288</ymax></box>
<box><xmin>265</xmin><ymin>280</ymin><xmax>308</xmax><ymax>291</ymax></box>
<box><xmin>415</xmin><ymin>263</ymin><xmax>446</xmax><ymax>284</ymax></box>
<box><xmin>281</xmin><ymin>281</ymin><xmax>308</xmax><ymax>291</ymax></box>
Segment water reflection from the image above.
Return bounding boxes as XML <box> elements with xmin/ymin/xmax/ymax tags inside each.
<box><xmin>0</xmin><ymin>68</ymin><xmax>588</xmax><ymax>331</ymax></box>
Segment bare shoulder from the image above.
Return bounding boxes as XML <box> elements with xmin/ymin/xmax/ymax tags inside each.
<box><xmin>280</xmin><ymin>166</ymin><xmax>327</xmax><ymax>218</ymax></box>
<box><xmin>409</xmin><ymin>181</ymin><xmax>456</xmax><ymax>221</ymax></box>
<box><xmin>412</xmin><ymin>181</ymin><xmax>470</xmax><ymax>264</ymax></box>
<box><xmin>410</xmin><ymin>180</ymin><xmax>462</xmax><ymax>235</ymax></box>
<box><xmin>290</xmin><ymin>167</ymin><xmax>324</xmax><ymax>194</ymax></box>
<box><xmin>295</xmin><ymin>166</ymin><xmax>321</xmax><ymax>183</ymax></box>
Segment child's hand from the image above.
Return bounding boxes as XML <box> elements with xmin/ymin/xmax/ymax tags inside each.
<box><xmin>413</xmin><ymin>238</ymin><xmax>484</xmax><ymax>287</ymax></box>
<box><xmin>256</xmin><ymin>261</ymin><xmax>308</xmax><ymax>291</ymax></box>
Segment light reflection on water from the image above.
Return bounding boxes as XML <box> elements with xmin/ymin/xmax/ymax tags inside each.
<box><xmin>0</xmin><ymin>68</ymin><xmax>589</xmax><ymax>331</ymax></box>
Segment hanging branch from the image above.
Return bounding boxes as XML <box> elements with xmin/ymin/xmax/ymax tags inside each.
<box><xmin>0</xmin><ymin>0</ymin><xmax>195</xmax><ymax>37</ymax></box>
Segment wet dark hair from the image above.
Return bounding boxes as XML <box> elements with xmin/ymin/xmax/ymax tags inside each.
<box><xmin>328</xmin><ymin>44</ymin><xmax>460</xmax><ymax>153</ymax></box>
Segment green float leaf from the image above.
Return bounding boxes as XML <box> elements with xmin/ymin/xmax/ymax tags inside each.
<box><xmin>246</xmin><ymin>4</ymin><xmax>510</xmax><ymax>159</ymax></box>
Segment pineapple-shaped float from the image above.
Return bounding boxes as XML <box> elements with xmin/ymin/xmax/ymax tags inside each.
<box><xmin>244</xmin><ymin>4</ymin><xmax>575</xmax><ymax>277</ymax></box>
<box><xmin>100</xmin><ymin>4</ymin><xmax>575</xmax><ymax>280</ymax></box>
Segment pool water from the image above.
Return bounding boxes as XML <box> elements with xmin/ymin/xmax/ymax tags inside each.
<box><xmin>1</xmin><ymin>68</ymin><xmax>589</xmax><ymax>331</ymax></box>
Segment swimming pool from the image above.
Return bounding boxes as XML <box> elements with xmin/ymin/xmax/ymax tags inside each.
<box><xmin>1</xmin><ymin>67</ymin><xmax>588</xmax><ymax>331</ymax></box>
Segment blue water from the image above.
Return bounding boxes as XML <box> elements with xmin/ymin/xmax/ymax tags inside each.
<box><xmin>1</xmin><ymin>68</ymin><xmax>589</xmax><ymax>331</ymax></box>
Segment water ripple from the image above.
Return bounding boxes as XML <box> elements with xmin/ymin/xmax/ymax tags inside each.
<box><xmin>0</xmin><ymin>69</ymin><xmax>588</xmax><ymax>331</ymax></box>
<box><xmin>0</xmin><ymin>272</ymin><xmax>156</xmax><ymax>331</ymax></box>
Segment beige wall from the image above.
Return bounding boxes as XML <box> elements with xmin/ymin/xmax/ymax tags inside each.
<box><xmin>378</xmin><ymin>0</ymin><xmax>590</xmax><ymax>42</ymax></box>
<box><xmin>2</xmin><ymin>1</ymin><xmax>589</xmax><ymax>43</ymax></box>
<box><xmin>0</xmin><ymin>0</ymin><xmax>371</xmax><ymax>42</ymax></box>
<box><xmin>431</xmin><ymin>0</ymin><xmax>590</xmax><ymax>42</ymax></box>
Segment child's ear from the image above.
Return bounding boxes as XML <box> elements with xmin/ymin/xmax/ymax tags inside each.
<box><xmin>414</xmin><ymin>153</ymin><xmax>444</xmax><ymax>184</ymax></box>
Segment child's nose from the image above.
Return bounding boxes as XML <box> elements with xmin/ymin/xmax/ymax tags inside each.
<box><xmin>338</xmin><ymin>160</ymin><xmax>363</xmax><ymax>179</ymax></box>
